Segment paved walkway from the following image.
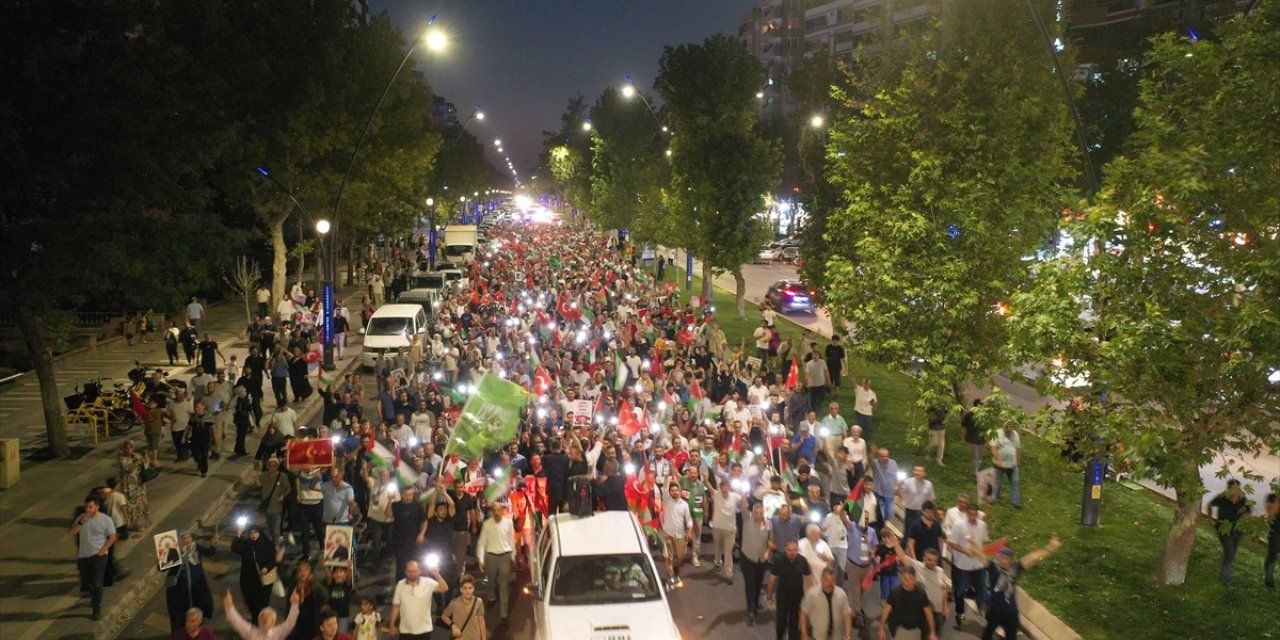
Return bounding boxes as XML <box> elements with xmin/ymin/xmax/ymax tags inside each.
<box><xmin>0</xmin><ymin>278</ymin><xmax>368</xmax><ymax>640</ymax></box>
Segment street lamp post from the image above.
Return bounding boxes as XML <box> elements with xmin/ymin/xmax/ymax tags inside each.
<box><xmin>326</xmin><ymin>18</ymin><xmax>446</xmax><ymax>372</ymax></box>
<box><xmin>314</xmin><ymin>219</ymin><xmax>335</xmax><ymax>371</ymax></box>
<box><xmin>426</xmin><ymin>197</ymin><xmax>437</xmax><ymax>269</ymax></box>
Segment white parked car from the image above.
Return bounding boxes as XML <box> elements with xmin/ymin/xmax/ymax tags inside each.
<box><xmin>756</xmin><ymin>246</ymin><xmax>784</xmax><ymax>264</ymax></box>
<box><xmin>528</xmin><ymin>511</ymin><xmax>682</xmax><ymax>640</ymax></box>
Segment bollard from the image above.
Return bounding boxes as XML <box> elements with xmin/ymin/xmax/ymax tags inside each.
<box><xmin>0</xmin><ymin>438</ymin><xmax>19</xmax><ymax>488</ymax></box>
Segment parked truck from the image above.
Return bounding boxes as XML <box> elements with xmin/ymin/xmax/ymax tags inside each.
<box><xmin>442</xmin><ymin>224</ymin><xmax>478</xmax><ymax>263</ymax></box>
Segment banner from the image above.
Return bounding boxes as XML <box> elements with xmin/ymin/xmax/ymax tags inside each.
<box><xmin>446</xmin><ymin>373</ymin><xmax>529</xmax><ymax>460</ymax></box>
<box><xmin>287</xmin><ymin>438</ymin><xmax>335</xmax><ymax>470</ymax></box>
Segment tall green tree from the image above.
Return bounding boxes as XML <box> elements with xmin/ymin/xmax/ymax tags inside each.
<box><xmin>588</xmin><ymin>86</ymin><xmax>669</xmax><ymax>243</ymax></box>
<box><xmin>823</xmin><ymin>0</ymin><xmax>1078</xmax><ymax>411</ymax></box>
<box><xmin>542</xmin><ymin>96</ymin><xmax>594</xmax><ymax>214</ymax></box>
<box><xmin>657</xmin><ymin>34</ymin><xmax>780</xmax><ymax>316</ymax></box>
<box><xmin>784</xmin><ymin>49</ymin><xmax>845</xmax><ymax>292</ymax></box>
<box><xmin>1010</xmin><ymin>3</ymin><xmax>1280</xmax><ymax>586</ymax></box>
<box><xmin>0</xmin><ymin>0</ymin><xmax>253</xmax><ymax>456</ymax></box>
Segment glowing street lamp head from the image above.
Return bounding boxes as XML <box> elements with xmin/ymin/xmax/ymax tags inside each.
<box><xmin>582</xmin><ymin>120</ymin><xmax>592</xmax><ymax>132</ymax></box>
<box><xmin>810</xmin><ymin>115</ymin><xmax>824</xmax><ymax>128</ymax></box>
<box><xmin>494</xmin><ymin>138</ymin><xmax>502</xmax><ymax>146</ymax></box>
<box><xmin>424</xmin><ymin>29</ymin><xmax>447</xmax><ymax>52</ymax></box>
<box><xmin>622</xmin><ymin>84</ymin><xmax>636</xmax><ymax>98</ymax></box>
<box><xmin>315</xmin><ymin>219</ymin><xmax>331</xmax><ymax>234</ymax></box>
<box><xmin>475</xmin><ymin>110</ymin><xmax>485</xmax><ymax>121</ymax></box>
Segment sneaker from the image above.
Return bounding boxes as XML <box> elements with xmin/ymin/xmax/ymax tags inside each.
<box><xmin>955</xmin><ymin>615</ymin><xmax>964</xmax><ymax>630</ymax></box>
<box><xmin>747</xmin><ymin>612</ymin><xmax>755</xmax><ymax>626</ymax></box>
<box><xmin>691</xmin><ymin>556</ymin><xmax>701</xmax><ymax>568</ymax></box>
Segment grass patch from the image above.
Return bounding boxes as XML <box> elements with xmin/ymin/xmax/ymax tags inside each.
<box><xmin>664</xmin><ymin>266</ymin><xmax>1279</xmax><ymax>640</ymax></box>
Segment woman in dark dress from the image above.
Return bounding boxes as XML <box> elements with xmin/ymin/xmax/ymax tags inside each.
<box><xmin>230</xmin><ymin>524</ymin><xmax>282</xmax><ymax>620</ymax></box>
<box><xmin>287</xmin><ymin>349</ymin><xmax>313</xmax><ymax>402</ymax></box>
<box><xmin>165</xmin><ymin>531</ymin><xmax>216</xmax><ymax>632</ymax></box>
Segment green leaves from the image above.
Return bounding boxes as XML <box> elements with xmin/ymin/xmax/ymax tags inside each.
<box><xmin>656</xmin><ymin>34</ymin><xmax>781</xmax><ymax>301</ymax></box>
<box><xmin>823</xmin><ymin>0</ymin><xmax>1077</xmax><ymax>406</ymax></box>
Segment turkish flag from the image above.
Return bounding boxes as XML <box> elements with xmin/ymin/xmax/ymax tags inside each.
<box><xmin>286</xmin><ymin>438</ymin><xmax>335</xmax><ymax>470</ymax></box>
<box><xmin>617</xmin><ymin>399</ymin><xmax>643</xmax><ymax>437</ymax></box>
<box><xmin>785</xmin><ymin>358</ymin><xmax>800</xmax><ymax>390</ymax></box>
<box><xmin>533</xmin><ymin>366</ymin><xmax>555</xmax><ymax>396</ymax></box>
<box><xmin>557</xmin><ymin>296</ymin><xmax>581</xmax><ymax>323</ymax></box>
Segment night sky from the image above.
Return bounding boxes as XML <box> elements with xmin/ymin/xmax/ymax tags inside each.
<box><xmin>371</xmin><ymin>0</ymin><xmax>757</xmax><ymax>181</ymax></box>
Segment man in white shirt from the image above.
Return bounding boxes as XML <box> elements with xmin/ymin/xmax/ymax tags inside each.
<box><xmin>708</xmin><ymin>480</ymin><xmax>744</xmax><ymax>580</ymax></box>
<box><xmin>800</xmin><ymin>567</ymin><xmax>852</xmax><ymax>640</ymax></box>
<box><xmin>269</xmin><ymin>401</ymin><xmax>298</xmax><ymax>438</ymax></box>
<box><xmin>901</xmin><ymin>465</ymin><xmax>937</xmax><ymax>532</ymax></box>
<box><xmin>853</xmin><ymin>378</ymin><xmax>877</xmax><ymax>441</ymax></box>
<box><xmin>476</xmin><ymin>504</ymin><xmax>515</xmax><ymax>619</ymax></box>
<box><xmin>389</xmin><ymin>559</ymin><xmax>448</xmax><ymax>639</ymax></box>
<box><xmin>948</xmin><ymin>503</ymin><xmax>989</xmax><ymax>630</ymax></box>
<box><xmin>820</xmin><ymin>506</ymin><xmax>849</xmax><ymax>585</ymax></box>
<box><xmin>942</xmin><ymin>494</ymin><xmax>985</xmax><ymax>559</ymax></box>
<box><xmin>842</xmin><ymin>425</ymin><xmax>868</xmax><ymax>480</ymax></box>
<box><xmin>798</xmin><ymin>523</ymin><xmax>835</xmax><ymax>579</ymax></box>
<box><xmin>410</xmin><ymin>402</ymin><xmax>434</xmax><ymax>441</ymax></box>
<box><xmin>661</xmin><ymin>481</ymin><xmax>695</xmax><ymax>583</ymax></box>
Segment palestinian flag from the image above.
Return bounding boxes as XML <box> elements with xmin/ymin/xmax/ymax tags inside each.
<box><xmin>845</xmin><ymin>478</ymin><xmax>866</xmax><ymax>524</ymax></box>
<box><xmin>397</xmin><ymin>461</ymin><xmax>420</xmax><ymax>490</ymax></box>
<box><xmin>613</xmin><ymin>351</ymin><xmax>628</xmax><ymax>391</ymax></box>
<box><xmin>782</xmin><ymin>468</ymin><xmax>804</xmax><ymax>496</ymax></box>
<box><xmin>984</xmin><ymin>538</ymin><xmax>1011</xmax><ymax>556</ymax></box>
<box><xmin>686</xmin><ymin>378</ymin><xmax>704</xmax><ymax>413</ymax></box>
<box><xmin>485</xmin><ymin>465</ymin><xmax>514</xmax><ymax>503</ymax></box>
<box><xmin>528</xmin><ymin>346</ymin><xmax>541</xmax><ymax>369</ymax></box>
<box><xmin>861</xmin><ymin>556</ymin><xmax>899</xmax><ymax>590</ymax></box>
<box><xmin>785</xmin><ymin>358</ymin><xmax>800</xmax><ymax>390</ymax></box>
<box><xmin>368</xmin><ymin>442</ymin><xmax>397</xmax><ymax>471</ymax></box>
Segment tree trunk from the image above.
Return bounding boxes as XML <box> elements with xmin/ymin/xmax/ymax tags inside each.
<box><xmin>269</xmin><ymin>213</ymin><xmax>289</xmax><ymax>310</ymax></box>
<box><xmin>734</xmin><ymin>270</ymin><xmax>747</xmax><ymax>318</ymax></box>
<box><xmin>1157</xmin><ymin>480</ymin><xmax>1205</xmax><ymax>585</ymax></box>
<box><xmin>951</xmin><ymin>381</ymin><xmax>967</xmax><ymax>407</ymax></box>
<box><xmin>296</xmin><ymin>249</ymin><xmax>306</xmax><ymax>289</ymax></box>
<box><xmin>15</xmin><ymin>305</ymin><xmax>70</xmax><ymax>457</ymax></box>
<box><xmin>347</xmin><ymin>241</ymin><xmax>357</xmax><ymax>285</ymax></box>
<box><xmin>700</xmin><ymin>261</ymin><xmax>713</xmax><ymax>305</ymax></box>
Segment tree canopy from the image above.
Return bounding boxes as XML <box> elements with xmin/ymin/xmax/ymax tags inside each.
<box><xmin>822</xmin><ymin>0</ymin><xmax>1078</xmax><ymax>410</ymax></box>
<box><xmin>1010</xmin><ymin>1</ymin><xmax>1280</xmax><ymax>585</ymax></box>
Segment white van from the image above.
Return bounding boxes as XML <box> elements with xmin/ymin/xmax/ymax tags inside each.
<box><xmin>359</xmin><ymin>304</ymin><xmax>427</xmax><ymax>370</ymax></box>
<box><xmin>528</xmin><ymin>511</ymin><xmax>682</xmax><ymax>640</ymax></box>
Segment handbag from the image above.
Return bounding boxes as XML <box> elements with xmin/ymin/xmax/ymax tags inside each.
<box><xmin>259</xmin><ymin>566</ymin><xmax>279</xmax><ymax>586</ymax></box>
<box><xmin>140</xmin><ymin>464</ymin><xmax>160</xmax><ymax>484</ymax></box>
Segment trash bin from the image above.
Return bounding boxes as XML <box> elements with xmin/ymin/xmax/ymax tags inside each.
<box><xmin>0</xmin><ymin>438</ymin><xmax>19</xmax><ymax>488</ymax></box>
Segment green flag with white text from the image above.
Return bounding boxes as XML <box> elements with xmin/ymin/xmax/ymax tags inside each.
<box><xmin>446</xmin><ymin>373</ymin><xmax>529</xmax><ymax>459</ymax></box>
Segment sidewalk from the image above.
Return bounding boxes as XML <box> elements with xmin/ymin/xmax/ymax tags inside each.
<box><xmin>0</xmin><ymin>278</ymin><xmax>368</xmax><ymax>639</ymax></box>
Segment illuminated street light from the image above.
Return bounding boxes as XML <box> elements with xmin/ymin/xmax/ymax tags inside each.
<box><xmin>582</xmin><ymin>120</ymin><xmax>592</xmax><ymax>132</ymax></box>
<box><xmin>810</xmin><ymin>114</ymin><xmax>824</xmax><ymax>128</ymax></box>
<box><xmin>315</xmin><ymin>219</ymin><xmax>331</xmax><ymax>234</ymax></box>
<box><xmin>424</xmin><ymin>29</ymin><xmax>447</xmax><ymax>52</ymax></box>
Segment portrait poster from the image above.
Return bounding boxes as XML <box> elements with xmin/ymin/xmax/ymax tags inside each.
<box><xmin>154</xmin><ymin>530</ymin><xmax>181</xmax><ymax>571</ymax></box>
<box><xmin>570</xmin><ymin>400</ymin><xmax>593</xmax><ymax>426</ymax></box>
<box><xmin>323</xmin><ymin>524</ymin><xmax>355</xmax><ymax>567</ymax></box>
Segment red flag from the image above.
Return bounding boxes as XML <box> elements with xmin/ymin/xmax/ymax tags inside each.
<box><xmin>286</xmin><ymin>438</ymin><xmax>335</xmax><ymax>470</ymax></box>
<box><xmin>984</xmin><ymin>538</ymin><xmax>1010</xmax><ymax>556</ymax></box>
<box><xmin>861</xmin><ymin>556</ymin><xmax>899</xmax><ymax>590</ymax></box>
<box><xmin>785</xmin><ymin>358</ymin><xmax>800</xmax><ymax>390</ymax></box>
<box><xmin>557</xmin><ymin>296</ymin><xmax>581</xmax><ymax>322</ymax></box>
<box><xmin>617</xmin><ymin>399</ymin><xmax>643</xmax><ymax>437</ymax></box>
<box><xmin>533</xmin><ymin>366</ymin><xmax>555</xmax><ymax>396</ymax></box>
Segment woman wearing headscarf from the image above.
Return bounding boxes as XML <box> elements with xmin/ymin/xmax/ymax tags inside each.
<box><xmin>164</xmin><ymin>530</ymin><xmax>216</xmax><ymax>632</ymax></box>
<box><xmin>231</xmin><ymin>523</ymin><xmax>284</xmax><ymax>620</ymax></box>
<box><xmin>116</xmin><ymin>440</ymin><xmax>152</xmax><ymax>531</ymax></box>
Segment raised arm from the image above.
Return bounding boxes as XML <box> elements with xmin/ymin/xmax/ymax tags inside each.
<box><xmin>1019</xmin><ymin>535</ymin><xmax>1062</xmax><ymax>571</ymax></box>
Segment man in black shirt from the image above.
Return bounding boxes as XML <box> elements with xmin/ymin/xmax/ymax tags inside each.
<box><xmin>450</xmin><ymin>484</ymin><xmax>478</xmax><ymax>573</ymax></box>
<box><xmin>906</xmin><ymin>501</ymin><xmax>944</xmax><ymax>561</ymax></box>
<box><xmin>542</xmin><ymin>439</ymin><xmax>571</xmax><ymax>513</ymax></box>
<box><xmin>766</xmin><ymin>539</ymin><xmax>813</xmax><ymax>640</ymax></box>
<box><xmin>824</xmin><ymin>335</ymin><xmax>847</xmax><ymax>389</ymax></box>
<box><xmin>1208</xmin><ymin>479</ymin><xmax>1251</xmax><ymax>585</ymax></box>
<box><xmin>390</xmin><ymin>486</ymin><xmax>427</xmax><ymax>582</ymax></box>
<box><xmin>880</xmin><ymin>565</ymin><xmax>937</xmax><ymax>640</ymax></box>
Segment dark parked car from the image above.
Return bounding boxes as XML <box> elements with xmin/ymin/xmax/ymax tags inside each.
<box><xmin>765</xmin><ymin>279</ymin><xmax>818</xmax><ymax>314</ymax></box>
